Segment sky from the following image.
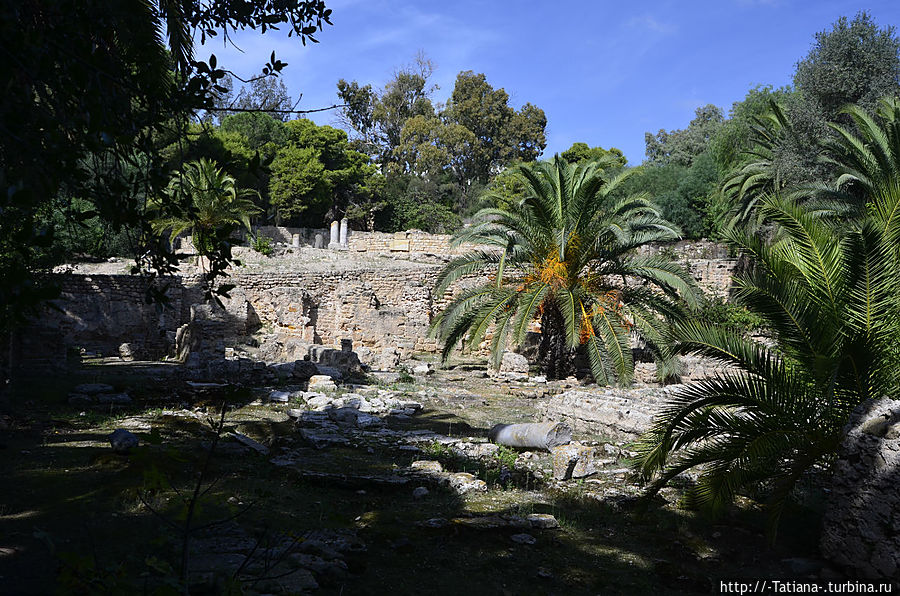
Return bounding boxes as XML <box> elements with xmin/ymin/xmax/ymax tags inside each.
<box><xmin>198</xmin><ymin>0</ymin><xmax>900</xmax><ymax>165</ymax></box>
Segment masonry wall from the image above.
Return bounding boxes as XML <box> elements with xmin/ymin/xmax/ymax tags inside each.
<box><xmin>16</xmin><ymin>235</ymin><xmax>739</xmax><ymax>367</ymax></box>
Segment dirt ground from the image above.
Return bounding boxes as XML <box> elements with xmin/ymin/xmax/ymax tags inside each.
<box><xmin>0</xmin><ymin>359</ymin><xmax>825</xmax><ymax>595</ymax></box>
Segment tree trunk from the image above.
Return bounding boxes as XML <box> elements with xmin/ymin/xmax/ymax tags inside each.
<box><xmin>538</xmin><ymin>301</ymin><xmax>575</xmax><ymax>380</ymax></box>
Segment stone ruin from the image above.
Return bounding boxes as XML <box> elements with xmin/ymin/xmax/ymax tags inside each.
<box><xmin>821</xmin><ymin>397</ymin><xmax>900</xmax><ymax>581</ymax></box>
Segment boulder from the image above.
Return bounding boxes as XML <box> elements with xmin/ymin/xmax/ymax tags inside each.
<box><xmin>499</xmin><ymin>351</ymin><xmax>529</xmax><ymax>374</ymax></box>
<box><xmin>118</xmin><ymin>343</ymin><xmax>135</xmax><ymax>361</ymax></box>
<box><xmin>821</xmin><ymin>397</ymin><xmax>900</xmax><ymax>580</ymax></box>
<box><xmin>108</xmin><ymin>429</ymin><xmax>139</xmax><ymax>453</ymax></box>
<box><xmin>413</xmin><ymin>363</ymin><xmax>432</xmax><ymax>375</ymax></box>
<box><xmin>526</xmin><ymin>513</ymin><xmax>560</xmax><ymax>529</ymax></box>
<box><xmin>268</xmin><ymin>390</ymin><xmax>291</xmax><ymax>403</ymax></box>
<box><xmin>292</xmin><ymin>360</ymin><xmax>318</xmax><ymax>381</ymax></box>
<box><xmin>448</xmin><ymin>472</ymin><xmax>487</xmax><ymax>495</ymax></box>
<box><xmin>552</xmin><ymin>442</ymin><xmax>599</xmax><ymax>480</ymax></box>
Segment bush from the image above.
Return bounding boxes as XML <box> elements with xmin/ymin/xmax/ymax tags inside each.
<box><xmin>250</xmin><ymin>233</ymin><xmax>273</xmax><ymax>257</ymax></box>
<box><xmin>697</xmin><ymin>294</ymin><xmax>764</xmax><ymax>335</ymax></box>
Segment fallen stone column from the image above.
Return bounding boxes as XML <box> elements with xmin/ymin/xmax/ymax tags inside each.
<box><xmin>488</xmin><ymin>422</ymin><xmax>571</xmax><ymax>450</ymax></box>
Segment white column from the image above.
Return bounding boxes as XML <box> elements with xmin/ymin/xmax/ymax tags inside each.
<box><xmin>329</xmin><ymin>221</ymin><xmax>339</xmax><ymax>248</ymax></box>
<box><xmin>339</xmin><ymin>218</ymin><xmax>349</xmax><ymax>246</ymax></box>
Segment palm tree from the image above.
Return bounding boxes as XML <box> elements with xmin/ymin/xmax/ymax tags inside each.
<box><xmin>819</xmin><ymin>96</ymin><xmax>900</xmax><ymax>229</ymax></box>
<box><xmin>430</xmin><ymin>155</ymin><xmax>699</xmax><ymax>383</ymax></box>
<box><xmin>634</xmin><ymin>101</ymin><xmax>900</xmax><ymax>535</ymax></box>
<box><xmin>720</xmin><ymin>101</ymin><xmax>800</xmax><ymax>231</ymax></box>
<box><xmin>154</xmin><ymin>158</ymin><xmax>260</xmax><ymax>263</ymax></box>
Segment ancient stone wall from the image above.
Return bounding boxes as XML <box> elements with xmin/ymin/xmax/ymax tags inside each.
<box><xmin>230</xmin><ymin>269</ymin><xmax>442</xmax><ymax>353</ymax></box>
<box><xmin>14</xmin><ymin>233</ymin><xmax>740</xmax><ymax>369</ymax></box>
<box><xmin>14</xmin><ymin>274</ymin><xmax>189</xmax><ymax>367</ymax></box>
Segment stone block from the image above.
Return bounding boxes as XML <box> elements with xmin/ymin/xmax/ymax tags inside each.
<box><xmin>308</xmin><ymin>375</ymin><xmax>337</xmax><ymax>392</ymax></box>
<box><xmin>552</xmin><ymin>443</ymin><xmax>599</xmax><ymax>480</ymax></box>
<box><xmin>499</xmin><ymin>351</ymin><xmax>529</xmax><ymax>374</ymax></box>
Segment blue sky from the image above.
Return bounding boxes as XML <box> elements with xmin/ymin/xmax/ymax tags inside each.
<box><xmin>199</xmin><ymin>0</ymin><xmax>900</xmax><ymax>165</ymax></box>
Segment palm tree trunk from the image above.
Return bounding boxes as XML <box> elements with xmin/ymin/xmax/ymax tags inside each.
<box><xmin>538</xmin><ymin>301</ymin><xmax>575</xmax><ymax>380</ymax></box>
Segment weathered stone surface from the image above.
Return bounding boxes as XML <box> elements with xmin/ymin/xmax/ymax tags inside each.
<box><xmin>489</xmin><ymin>422</ymin><xmax>571</xmax><ymax>450</ymax></box>
<box><xmin>108</xmin><ymin>429</ymin><xmax>139</xmax><ymax>453</ymax></box>
<box><xmin>526</xmin><ymin>513</ymin><xmax>560</xmax><ymax>529</ymax></box>
<box><xmin>821</xmin><ymin>397</ymin><xmax>900</xmax><ymax>580</ymax></box>
<box><xmin>291</xmin><ymin>359</ymin><xmax>318</xmax><ymax>381</ymax></box>
<box><xmin>268</xmin><ymin>390</ymin><xmax>291</xmax><ymax>403</ymax></box>
<box><xmin>511</xmin><ymin>533</ymin><xmax>536</xmax><ymax>545</ymax></box>
<box><xmin>227</xmin><ymin>432</ymin><xmax>270</xmax><ymax>455</ymax></box>
<box><xmin>552</xmin><ymin>443</ymin><xmax>599</xmax><ymax>480</ymax></box>
<box><xmin>412</xmin><ymin>363</ymin><xmax>432</xmax><ymax>375</ymax></box>
<box><xmin>118</xmin><ymin>342</ymin><xmax>135</xmax><ymax>361</ymax></box>
<box><xmin>448</xmin><ymin>472</ymin><xmax>487</xmax><ymax>495</ymax></box>
<box><xmin>499</xmin><ymin>351</ymin><xmax>529</xmax><ymax>374</ymax></box>
<box><xmin>308</xmin><ymin>375</ymin><xmax>337</xmax><ymax>392</ymax></box>
<box><xmin>538</xmin><ymin>387</ymin><xmax>672</xmax><ymax>439</ymax></box>
<box><xmin>410</xmin><ymin>460</ymin><xmax>443</xmax><ymax>474</ymax></box>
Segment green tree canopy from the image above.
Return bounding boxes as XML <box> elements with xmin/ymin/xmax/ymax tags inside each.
<box><xmin>443</xmin><ymin>70</ymin><xmax>547</xmax><ymax>184</ymax></box>
<box><xmin>1</xmin><ymin>0</ymin><xmax>332</xmax><ymax>329</ymax></box>
<box><xmin>645</xmin><ymin>104</ymin><xmax>724</xmax><ymax>167</ymax></box>
<box><xmin>561</xmin><ymin>143</ymin><xmax>627</xmax><ymax>167</ymax></box>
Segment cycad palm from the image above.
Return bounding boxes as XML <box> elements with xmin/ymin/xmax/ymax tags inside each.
<box><xmin>635</xmin><ymin>99</ymin><xmax>900</xmax><ymax>534</ymax></box>
<box><xmin>431</xmin><ymin>155</ymin><xmax>699</xmax><ymax>383</ymax></box>
<box><xmin>154</xmin><ymin>158</ymin><xmax>260</xmax><ymax>258</ymax></box>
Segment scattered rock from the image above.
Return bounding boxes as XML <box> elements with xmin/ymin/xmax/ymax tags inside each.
<box><xmin>412</xmin><ymin>486</ymin><xmax>429</xmax><ymax>499</ymax></box>
<box><xmin>448</xmin><ymin>472</ymin><xmax>487</xmax><ymax>495</ymax></box>
<box><xmin>308</xmin><ymin>375</ymin><xmax>337</xmax><ymax>392</ymax></box>
<box><xmin>268</xmin><ymin>390</ymin><xmax>291</xmax><ymax>403</ymax></box>
<box><xmin>108</xmin><ymin>429</ymin><xmax>139</xmax><ymax>453</ymax></box>
<box><xmin>118</xmin><ymin>343</ymin><xmax>135</xmax><ymax>361</ymax></box>
<box><xmin>511</xmin><ymin>533</ymin><xmax>537</xmax><ymax>545</ymax></box>
<box><xmin>299</xmin><ymin>428</ymin><xmax>351</xmax><ymax>449</ymax></box>
<box><xmin>412</xmin><ymin>363</ymin><xmax>433</xmax><ymax>375</ymax></box>
<box><xmin>499</xmin><ymin>351</ymin><xmax>529</xmax><ymax>374</ymax></box>
<box><xmin>410</xmin><ymin>460</ymin><xmax>443</xmax><ymax>474</ymax></box>
<box><xmin>552</xmin><ymin>442</ymin><xmax>599</xmax><ymax>480</ymax></box>
<box><xmin>526</xmin><ymin>513</ymin><xmax>559</xmax><ymax>529</ymax></box>
<box><xmin>228</xmin><ymin>432</ymin><xmax>269</xmax><ymax>455</ymax></box>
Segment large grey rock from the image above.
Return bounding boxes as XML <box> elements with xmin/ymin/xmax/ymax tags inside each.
<box><xmin>448</xmin><ymin>472</ymin><xmax>487</xmax><ymax>495</ymax></box>
<box><xmin>118</xmin><ymin>343</ymin><xmax>135</xmax><ymax>361</ymax></box>
<box><xmin>821</xmin><ymin>397</ymin><xmax>900</xmax><ymax>581</ymax></box>
<box><xmin>538</xmin><ymin>388</ymin><xmax>669</xmax><ymax>440</ymax></box>
<box><xmin>291</xmin><ymin>359</ymin><xmax>318</xmax><ymax>381</ymax></box>
<box><xmin>552</xmin><ymin>443</ymin><xmax>599</xmax><ymax>480</ymax></box>
<box><xmin>499</xmin><ymin>351</ymin><xmax>529</xmax><ymax>374</ymax></box>
<box><xmin>108</xmin><ymin>429</ymin><xmax>139</xmax><ymax>453</ymax></box>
